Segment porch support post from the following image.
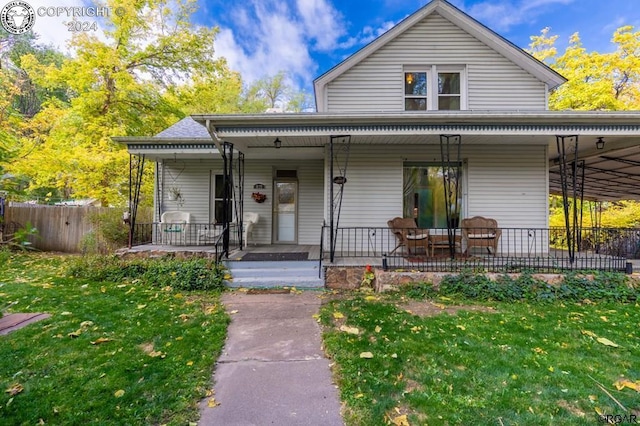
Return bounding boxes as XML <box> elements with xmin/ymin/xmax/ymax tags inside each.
<box><xmin>128</xmin><ymin>153</ymin><xmax>145</xmax><ymax>248</ymax></box>
<box><xmin>439</xmin><ymin>135</ymin><xmax>462</xmax><ymax>259</ymax></box>
<box><xmin>329</xmin><ymin>137</ymin><xmax>334</xmax><ymax>262</ymax></box>
<box><xmin>237</xmin><ymin>152</ymin><xmax>245</xmax><ymax>249</ymax></box>
<box><xmin>221</xmin><ymin>141</ymin><xmax>234</xmax><ymax>257</ymax></box>
<box><xmin>329</xmin><ymin>135</ymin><xmax>351</xmax><ymax>262</ymax></box>
<box><xmin>555</xmin><ymin>135</ymin><xmax>580</xmax><ymax>264</ymax></box>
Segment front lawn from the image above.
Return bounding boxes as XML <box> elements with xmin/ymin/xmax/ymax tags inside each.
<box><xmin>321</xmin><ymin>283</ymin><xmax>640</xmax><ymax>425</ymax></box>
<box><xmin>0</xmin><ymin>253</ymin><xmax>228</xmax><ymax>425</ymax></box>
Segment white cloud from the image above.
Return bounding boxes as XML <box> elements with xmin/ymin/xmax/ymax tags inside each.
<box><xmin>213</xmin><ymin>1</ymin><xmax>317</xmax><ymax>88</ymax></box>
<box><xmin>295</xmin><ymin>0</ymin><xmax>345</xmax><ymax>51</ymax></box>
<box><xmin>463</xmin><ymin>0</ymin><xmax>575</xmax><ymax>31</ymax></box>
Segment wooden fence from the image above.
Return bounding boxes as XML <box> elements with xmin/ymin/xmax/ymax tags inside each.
<box><xmin>4</xmin><ymin>205</ymin><xmax>114</xmax><ymax>253</ymax></box>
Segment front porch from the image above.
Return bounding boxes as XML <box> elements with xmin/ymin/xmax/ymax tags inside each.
<box><xmin>125</xmin><ymin>223</ymin><xmax>638</xmax><ymax>278</ymax></box>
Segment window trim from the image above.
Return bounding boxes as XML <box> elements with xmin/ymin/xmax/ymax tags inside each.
<box><xmin>403</xmin><ymin>65</ymin><xmax>467</xmax><ymax>111</ymax></box>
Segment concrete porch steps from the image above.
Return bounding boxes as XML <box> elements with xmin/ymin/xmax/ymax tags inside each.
<box><xmin>223</xmin><ymin>260</ymin><xmax>325</xmax><ymax>288</ymax></box>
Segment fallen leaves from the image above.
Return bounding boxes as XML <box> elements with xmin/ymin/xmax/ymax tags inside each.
<box><xmin>596</xmin><ymin>337</ymin><xmax>620</xmax><ymax>348</ymax></box>
<box><xmin>114</xmin><ymin>389</ymin><xmax>125</xmax><ymax>398</ymax></box>
<box><xmin>339</xmin><ymin>325</ymin><xmax>360</xmax><ymax>335</ymax></box>
<box><xmin>613</xmin><ymin>378</ymin><xmax>640</xmax><ymax>392</ymax></box>
<box><xmin>5</xmin><ymin>383</ymin><xmax>24</xmax><ymax>396</ymax></box>
<box><xmin>581</xmin><ymin>330</ymin><xmax>621</xmax><ymax>348</ymax></box>
<box><xmin>91</xmin><ymin>337</ymin><xmax>112</xmax><ymax>345</ymax></box>
<box><xmin>360</xmin><ymin>352</ymin><xmax>374</xmax><ymax>359</ymax></box>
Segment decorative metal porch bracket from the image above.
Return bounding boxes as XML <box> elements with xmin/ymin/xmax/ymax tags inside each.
<box><xmin>329</xmin><ymin>135</ymin><xmax>351</xmax><ymax>262</ymax></box>
<box><xmin>439</xmin><ymin>134</ymin><xmax>462</xmax><ymax>259</ymax></box>
<box><xmin>128</xmin><ymin>154</ymin><xmax>146</xmax><ymax>248</ymax></box>
<box><xmin>555</xmin><ymin>135</ymin><xmax>584</xmax><ymax>263</ymax></box>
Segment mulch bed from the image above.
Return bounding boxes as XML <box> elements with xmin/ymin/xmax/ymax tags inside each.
<box><xmin>0</xmin><ymin>313</ymin><xmax>51</xmax><ymax>335</ymax></box>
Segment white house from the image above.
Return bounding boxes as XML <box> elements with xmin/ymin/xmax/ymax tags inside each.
<box><xmin>118</xmin><ymin>0</ymin><xmax>640</xmax><ymax>272</ymax></box>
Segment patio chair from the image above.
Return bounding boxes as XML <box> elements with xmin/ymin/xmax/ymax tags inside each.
<box><xmin>242</xmin><ymin>212</ymin><xmax>259</xmax><ymax>249</ymax></box>
<box><xmin>461</xmin><ymin>216</ymin><xmax>501</xmax><ymax>255</ymax></box>
<box><xmin>387</xmin><ymin>217</ymin><xmax>429</xmax><ymax>255</ymax></box>
<box><xmin>160</xmin><ymin>211</ymin><xmax>191</xmax><ymax>245</ymax></box>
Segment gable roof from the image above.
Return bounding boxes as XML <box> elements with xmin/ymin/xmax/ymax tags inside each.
<box><xmin>313</xmin><ymin>0</ymin><xmax>566</xmax><ymax>110</ymax></box>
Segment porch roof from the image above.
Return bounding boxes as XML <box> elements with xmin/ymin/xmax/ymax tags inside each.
<box><xmin>117</xmin><ymin>111</ymin><xmax>640</xmax><ymax>201</ymax></box>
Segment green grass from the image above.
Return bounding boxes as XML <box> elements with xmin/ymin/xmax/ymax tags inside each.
<box><xmin>0</xmin><ymin>253</ymin><xmax>229</xmax><ymax>425</ymax></box>
<box><xmin>321</xmin><ymin>292</ymin><xmax>640</xmax><ymax>425</ymax></box>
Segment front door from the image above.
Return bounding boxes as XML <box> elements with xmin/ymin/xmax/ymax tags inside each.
<box><xmin>273</xmin><ymin>180</ymin><xmax>297</xmax><ymax>243</ymax></box>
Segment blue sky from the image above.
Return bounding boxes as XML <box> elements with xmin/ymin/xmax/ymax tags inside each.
<box><xmin>196</xmin><ymin>0</ymin><xmax>639</xmax><ymax>92</ymax></box>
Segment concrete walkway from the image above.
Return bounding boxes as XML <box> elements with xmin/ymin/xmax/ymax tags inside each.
<box><xmin>198</xmin><ymin>292</ymin><xmax>344</xmax><ymax>426</ymax></box>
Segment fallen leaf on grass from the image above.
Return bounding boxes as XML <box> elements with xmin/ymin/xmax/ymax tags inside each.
<box><xmin>596</xmin><ymin>337</ymin><xmax>619</xmax><ymax>348</ymax></box>
<box><xmin>364</xmin><ymin>295</ymin><xmax>378</xmax><ymax>302</ymax></box>
<box><xmin>80</xmin><ymin>321</ymin><xmax>94</xmax><ymax>328</ymax></box>
<box><xmin>333</xmin><ymin>312</ymin><xmax>344</xmax><ymax>319</ymax></box>
<box><xmin>360</xmin><ymin>352</ymin><xmax>374</xmax><ymax>359</ymax></box>
<box><xmin>5</xmin><ymin>383</ymin><xmax>23</xmax><ymax>396</ymax></box>
<box><xmin>187</xmin><ymin>361</ymin><xmax>194</xmax><ymax>366</ymax></box>
<box><xmin>581</xmin><ymin>330</ymin><xmax>597</xmax><ymax>337</ymax></box>
<box><xmin>137</xmin><ymin>304</ymin><xmax>147</xmax><ymax>309</ymax></box>
<box><xmin>339</xmin><ymin>325</ymin><xmax>360</xmax><ymax>335</ymax></box>
<box><xmin>148</xmin><ymin>351</ymin><xmax>165</xmax><ymax>358</ymax></box>
<box><xmin>91</xmin><ymin>338</ymin><xmax>112</xmax><ymax>345</ymax></box>
<box><xmin>375</xmin><ymin>325</ymin><xmax>382</xmax><ymax>333</ymax></box>
<box><xmin>391</xmin><ymin>414</ymin><xmax>409</xmax><ymax>426</ymax></box>
<box><xmin>114</xmin><ymin>389</ymin><xmax>125</xmax><ymax>398</ymax></box>
<box><xmin>100</xmin><ymin>286</ymin><xmax>106</xmax><ymax>293</ymax></box>
<box><xmin>613</xmin><ymin>378</ymin><xmax>640</xmax><ymax>392</ymax></box>
<box><xmin>68</xmin><ymin>329</ymin><xmax>82</xmax><ymax>338</ymax></box>
<box><xmin>60</xmin><ymin>311</ymin><xmax>72</xmax><ymax>316</ymax></box>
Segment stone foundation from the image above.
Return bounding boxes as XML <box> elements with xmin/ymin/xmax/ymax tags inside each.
<box><xmin>324</xmin><ymin>266</ymin><xmax>370</xmax><ymax>290</ymax></box>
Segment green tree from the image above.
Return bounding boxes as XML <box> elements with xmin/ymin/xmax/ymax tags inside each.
<box><xmin>8</xmin><ymin>0</ymin><xmax>235</xmax><ymax>205</ymax></box>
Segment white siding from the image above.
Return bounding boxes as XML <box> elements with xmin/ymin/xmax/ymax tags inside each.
<box><xmin>326</xmin><ymin>144</ymin><xmax>547</xmax><ymax>228</ymax></box>
<box><xmin>157</xmin><ymin>159</ymin><xmax>324</xmax><ymax>245</ymax></box>
<box><xmin>325</xmin><ymin>13</ymin><xmax>546</xmax><ymax>112</ymax></box>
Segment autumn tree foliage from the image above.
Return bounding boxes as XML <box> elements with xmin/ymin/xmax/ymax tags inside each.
<box><xmin>531</xmin><ymin>26</ymin><xmax>640</xmax><ymax>227</ymax></box>
<box><xmin>529</xmin><ymin>26</ymin><xmax>640</xmax><ymax>111</ymax></box>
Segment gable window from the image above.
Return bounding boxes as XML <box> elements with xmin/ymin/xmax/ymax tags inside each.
<box><xmin>404</xmin><ymin>72</ymin><xmax>428</xmax><ymax>110</ymax></box>
<box><xmin>404</xmin><ymin>66</ymin><xmax>465</xmax><ymax>111</ymax></box>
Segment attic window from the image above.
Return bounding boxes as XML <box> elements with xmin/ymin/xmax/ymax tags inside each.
<box><xmin>404</xmin><ymin>66</ymin><xmax>465</xmax><ymax>111</ymax></box>
<box><xmin>404</xmin><ymin>72</ymin><xmax>427</xmax><ymax>110</ymax></box>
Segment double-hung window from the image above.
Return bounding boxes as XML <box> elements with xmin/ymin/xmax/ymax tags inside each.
<box><xmin>404</xmin><ymin>66</ymin><xmax>465</xmax><ymax>111</ymax></box>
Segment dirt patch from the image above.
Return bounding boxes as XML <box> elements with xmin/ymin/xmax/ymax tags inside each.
<box><xmin>557</xmin><ymin>400</ymin><xmax>586</xmax><ymax>418</ymax></box>
<box><xmin>398</xmin><ymin>300</ymin><xmax>497</xmax><ymax>318</ymax></box>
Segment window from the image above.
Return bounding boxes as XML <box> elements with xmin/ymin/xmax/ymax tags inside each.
<box><xmin>404</xmin><ymin>72</ymin><xmax>427</xmax><ymax>111</ymax></box>
<box><xmin>403</xmin><ymin>162</ymin><xmax>462</xmax><ymax>228</ymax></box>
<box><xmin>404</xmin><ymin>66</ymin><xmax>465</xmax><ymax>111</ymax></box>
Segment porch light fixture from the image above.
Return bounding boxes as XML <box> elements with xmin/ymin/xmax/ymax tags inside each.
<box><xmin>596</xmin><ymin>137</ymin><xmax>605</xmax><ymax>150</ymax></box>
<box><xmin>273</xmin><ymin>138</ymin><xmax>282</xmax><ymax>149</ymax></box>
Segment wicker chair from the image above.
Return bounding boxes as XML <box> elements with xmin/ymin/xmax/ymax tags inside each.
<box><xmin>461</xmin><ymin>216</ymin><xmax>501</xmax><ymax>255</ymax></box>
<box><xmin>387</xmin><ymin>217</ymin><xmax>429</xmax><ymax>255</ymax></box>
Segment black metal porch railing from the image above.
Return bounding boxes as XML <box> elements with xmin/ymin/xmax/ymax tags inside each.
<box><xmin>130</xmin><ymin>222</ymin><xmax>242</xmax><ymax>254</ymax></box>
<box><xmin>321</xmin><ymin>225</ymin><xmax>637</xmax><ymax>273</ymax></box>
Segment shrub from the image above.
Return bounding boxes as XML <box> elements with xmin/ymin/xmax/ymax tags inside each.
<box><xmin>67</xmin><ymin>255</ymin><xmax>227</xmax><ymax>291</ymax></box>
<box><xmin>402</xmin><ymin>271</ymin><xmax>638</xmax><ymax>303</ymax></box>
